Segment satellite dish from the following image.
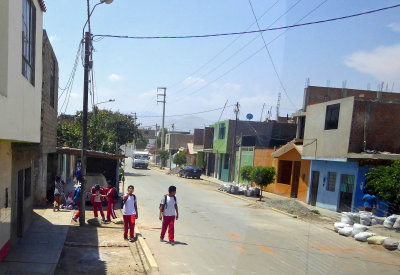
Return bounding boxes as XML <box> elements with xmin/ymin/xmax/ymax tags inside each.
<box><xmin>246</xmin><ymin>113</ymin><xmax>253</xmax><ymax>120</ymax></box>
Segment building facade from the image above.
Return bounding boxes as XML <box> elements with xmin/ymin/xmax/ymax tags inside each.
<box><xmin>0</xmin><ymin>0</ymin><xmax>46</xmax><ymax>261</ymax></box>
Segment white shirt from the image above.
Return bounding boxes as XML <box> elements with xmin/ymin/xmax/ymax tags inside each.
<box><xmin>161</xmin><ymin>195</ymin><xmax>177</xmax><ymax>216</ymax></box>
<box><xmin>123</xmin><ymin>193</ymin><xmax>137</xmax><ymax>215</ymax></box>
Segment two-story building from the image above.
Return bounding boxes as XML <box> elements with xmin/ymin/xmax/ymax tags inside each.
<box><xmin>0</xmin><ymin>0</ymin><xmax>46</xmax><ymax>261</ymax></box>
<box><xmin>298</xmin><ymin>86</ymin><xmax>400</xmax><ymax>216</ymax></box>
<box><xmin>165</xmin><ymin>132</ymin><xmax>194</xmax><ymax>168</ymax></box>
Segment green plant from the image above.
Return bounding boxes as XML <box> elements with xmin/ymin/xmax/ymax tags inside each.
<box><xmin>158</xmin><ymin>150</ymin><xmax>169</xmax><ymax>167</ymax></box>
<box><xmin>250</xmin><ymin>166</ymin><xmax>276</xmax><ymax>201</ymax></box>
<box><xmin>310</xmin><ymin>209</ymin><xmax>320</xmax><ymax>215</ymax></box>
<box><xmin>366</xmin><ymin>160</ymin><xmax>400</xmax><ymax>214</ymax></box>
<box><xmin>173</xmin><ymin>151</ymin><xmax>187</xmax><ymax>167</ymax></box>
<box><xmin>240</xmin><ymin>165</ymin><xmax>253</xmax><ymax>183</ymax></box>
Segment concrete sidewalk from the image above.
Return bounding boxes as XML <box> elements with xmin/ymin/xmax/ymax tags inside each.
<box><xmin>0</xmin><ymin>208</ymin><xmax>74</xmax><ymax>275</ymax></box>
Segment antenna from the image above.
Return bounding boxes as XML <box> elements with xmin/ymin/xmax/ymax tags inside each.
<box><xmin>276</xmin><ymin>92</ymin><xmax>281</xmax><ymax>120</ymax></box>
<box><xmin>260</xmin><ymin>103</ymin><xmax>265</xmax><ymax>122</ymax></box>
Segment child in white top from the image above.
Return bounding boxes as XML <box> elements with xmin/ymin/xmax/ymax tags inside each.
<box><xmin>123</xmin><ymin>185</ymin><xmax>138</xmax><ymax>242</ymax></box>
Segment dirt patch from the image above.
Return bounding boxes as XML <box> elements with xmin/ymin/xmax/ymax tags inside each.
<box><xmin>166</xmin><ymin>167</ymin><xmax>181</xmax><ymax>175</ymax></box>
<box><xmin>56</xmin><ymin>210</ymin><xmax>147</xmax><ymax>274</ymax></box>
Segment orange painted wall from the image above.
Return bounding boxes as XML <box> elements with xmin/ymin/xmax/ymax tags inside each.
<box><xmin>253</xmin><ymin>148</ymin><xmax>310</xmax><ymax>202</ymax></box>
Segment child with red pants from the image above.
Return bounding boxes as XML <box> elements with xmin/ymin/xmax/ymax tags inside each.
<box><xmin>72</xmin><ymin>185</ymin><xmax>81</xmax><ymax>222</ymax></box>
<box><xmin>103</xmin><ymin>181</ymin><xmax>118</xmax><ymax>222</ymax></box>
<box><xmin>91</xmin><ymin>184</ymin><xmax>106</xmax><ymax>222</ymax></box>
<box><xmin>159</xmin><ymin>185</ymin><xmax>179</xmax><ymax>245</ymax></box>
<box><xmin>123</xmin><ymin>185</ymin><xmax>138</xmax><ymax>242</ymax></box>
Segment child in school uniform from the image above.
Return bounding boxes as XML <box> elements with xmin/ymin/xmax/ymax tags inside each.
<box><xmin>123</xmin><ymin>185</ymin><xmax>138</xmax><ymax>242</ymax></box>
<box><xmin>159</xmin><ymin>185</ymin><xmax>179</xmax><ymax>245</ymax></box>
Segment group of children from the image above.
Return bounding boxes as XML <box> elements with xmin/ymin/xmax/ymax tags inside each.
<box><xmin>71</xmin><ymin>181</ymin><xmax>179</xmax><ymax>245</ymax></box>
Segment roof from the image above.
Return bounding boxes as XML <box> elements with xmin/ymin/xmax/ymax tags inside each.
<box><xmin>272</xmin><ymin>141</ymin><xmax>303</xmax><ymax>158</ymax></box>
<box><xmin>39</xmin><ymin>0</ymin><xmax>46</xmax><ymax>12</ymax></box>
<box><xmin>57</xmin><ymin>147</ymin><xmax>125</xmax><ymax>160</ymax></box>
<box><xmin>347</xmin><ymin>152</ymin><xmax>400</xmax><ymax>160</ymax></box>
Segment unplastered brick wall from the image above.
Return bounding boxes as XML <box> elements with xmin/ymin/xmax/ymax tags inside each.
<box><xmin>349</xmin><ymin>100</ymin><xmax>400</xmax><ymax>154</ymax></box>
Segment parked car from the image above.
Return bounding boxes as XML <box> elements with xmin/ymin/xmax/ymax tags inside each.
<box><xmin>179</xmin><ymin>165</ymin><xmax>202</xmax><ymax>179</ymax></box>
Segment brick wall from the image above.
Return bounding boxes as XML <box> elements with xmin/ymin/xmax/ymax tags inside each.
<box><xmin>41</xmin><ymin>30</ymin><xmax>58</xmax><ymax>154</ymax></box>
<box><xmin>193</xmin><ymin>129</ymin><xmax>204</xmax><ymax>145</ymax></box>
<box><xmin>349</xmin><ymin>100</ymin><xmax>400</xmax><ymax>154</ymax></box>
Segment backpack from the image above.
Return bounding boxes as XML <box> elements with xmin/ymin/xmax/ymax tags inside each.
<box><xmin>160</xmin><ymin>194</ymin><xmax>176</xmax><ymax>211</ymax></box>
<box><xmin>121</xmin><ymin>194</ymin><xmax>136</xmax><ymax>209</ymax></box>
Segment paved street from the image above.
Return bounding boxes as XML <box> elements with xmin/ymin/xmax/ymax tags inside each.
<box><xmin>125</xmin><ymin>163</ymin><xmax>400</xmax><ymax>275</ymax></box>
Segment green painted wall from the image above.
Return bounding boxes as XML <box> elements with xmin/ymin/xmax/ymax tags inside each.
<box><xmin>212</xmin><ymin>120</ymin><xmax>229</xmax><ymax>154</ymax></box>
<box><xmin>234</xmin><ymin>149</ymin><xmax>254</xmax><ymax>183</ymax></box>
<box><xmin>196</xmin><ymin>152</ymin><xmax>204</xmax><ymax>168</ymax></box>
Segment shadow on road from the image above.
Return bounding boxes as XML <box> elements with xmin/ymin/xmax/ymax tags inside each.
<box><xmin>125</xmin><ymin>172</ymin><xmax>148</xmax><ymax>177</ymax></box>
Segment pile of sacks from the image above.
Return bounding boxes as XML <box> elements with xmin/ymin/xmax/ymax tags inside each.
<box><xmin>383</xmin><ymin>214</ymin><xmax>400</xmax><ymax>229</ymax></box>
<box><xmin>334</xmin><ymin>212</ymin><xmax>400</xmax><ymax>251</ymax></box>
<box><xmin>219</xmin><ymin>184</ymin><xmax>260</xmax><ymax>197</ymax></box>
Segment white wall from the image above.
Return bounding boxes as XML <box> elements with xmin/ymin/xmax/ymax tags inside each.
<box><xmin>0</xmin><ymin>141</ymin><xmax>12</xmax><ymax>256</ymax></box>
<box><xmin>0</xmin><ymin>0</ymin><xmax>43</xmax><ymax>143</ymax></box>
<box><xmin>303</xmin><ymin>97</ymin><xmax>354</xmax><ymax>160</ymax></box>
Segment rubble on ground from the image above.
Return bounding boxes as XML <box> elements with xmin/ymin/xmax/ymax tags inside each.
<box><xmin>167</xmin><ymin>167</ymin><xmax>181</xmax><ymax>175</ymax></box>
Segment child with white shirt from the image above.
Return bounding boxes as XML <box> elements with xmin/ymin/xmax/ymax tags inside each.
<box><xmin>159</xmin><ymin>185</ymin><xmax>179</xmax><ymax>245</ymax></box>
<box><xmin>123</xmin><ymin>185</ymin><xmax>138</xmax><ymax>242</ymax></box>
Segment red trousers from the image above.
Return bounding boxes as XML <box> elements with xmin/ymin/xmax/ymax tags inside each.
<box><xmin>123</xmin><ymin>215</ymin><xmax>136</xmax><ymax>238</ymax></box>
<box><xmin>93</xmin><ymin>202</ymin><xmax>104</xmax><ymax>218</ymax></box>
<box><xmin>74</xmin><ymin>202</ymin><xmax>80</xmax><ymax>219</ymax></box>
<box><xmin>107</xmin><ymin>202</ymin><xmax>117</xmax><ymax>220</ymax></box>
<box><xmin>160</xmin><ymin>216</ymin><xmax>175</xmax><ymax>242</ymax></box>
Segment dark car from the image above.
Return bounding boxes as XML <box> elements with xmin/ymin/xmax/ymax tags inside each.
<box><xmin>179</xmin><ymin>165</ymin><xmax>202</xmax><ymax>179</ymax></box>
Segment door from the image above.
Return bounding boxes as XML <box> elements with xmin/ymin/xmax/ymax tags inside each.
<box><xmin>338</xmin><ymin>175</ymin><xmax>355</xmax><ymax>212</ymax></box>
<box><xmin>17</xmin><ymin>170</ymin><xmax>24</xmax><ymax>237</ymax></box>
<box><xmin>290</xmin><ymin>162</ymin><xmax>301</xmax><ymax>198</ymax></box>
<box><xmin>309</xmin><ymin>171</ymin><xmax>320</xmax><ymax>206</ymax></box>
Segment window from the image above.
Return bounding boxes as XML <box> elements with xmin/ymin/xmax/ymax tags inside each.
<box><xmin>278</xmin><ymin>160</ymin><xmax>292</xmax><ymax>185</ymax></box>
<box><xmin>327</xmin><ymin>172</ymin><xmax>336</xmax><ymax>192</ymax></box>
<box><xmin>340</xmin><ymin>175</ymin><xmax>355</xmax><ymax>193</ymax></box>
<box><xmin>24</xmin><ymin>167</ymin><xmax>31</xmax><ymax>198</ymax></box>
<box><xmin>22</xmin><ymin>0</ymin><xmax>36</xmax><ymax>85</ymax></box>
<box><xmin>166</xmin><ymin>135</ymin><xmax>169</xmax><ymax>145</ymax></box>
<box><xmin>324</xmin><ymin>104</ymin><xmax>340</xmax><ymax>130</ymax></box>
<box><xmin>50</xmin><ymin>57</ymin><xmax>55</xmax><ymax>107</ymax></box>
<box><xmin>219</xmin><ymin>123</ymin><xmax>226</xmax><ymax>139</ymax></box>
<box><xmin>223</xmin><ymin>154</ymin><xmax>229</xmax><ymax>169</ymax></box>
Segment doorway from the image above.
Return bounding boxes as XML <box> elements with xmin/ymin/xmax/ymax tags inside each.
<box><xmin>338</xmin><ymin>174</ymin><xmax>355</xmax><ymax>212</ymax></box>
<box><xmin>290</xmin><ymin>162</ymin><xmax>301</xmax><ymax>198</ymax></box>
<box><xmin>309</xmin><ymin>171</ymin><xmax>320</xmax><ymax>206</ymax></box>
<box><xmin>17</xmin><ymin>170</ymin><xmax>24</xmax><ymax>237</ymax></box>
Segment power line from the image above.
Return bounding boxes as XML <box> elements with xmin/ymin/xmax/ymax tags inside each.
<box><xmin>166</xmin><ymin>0</ymin><xmax>282</xmax><ymax>91</ymax></box>
<box><xmin>137</xmin><ymin>104</ymin><xmax>236</xmax><ymax>118</ymax></box>
<box><xmin>173</xmin><ymin>0</ymin><xmax>328</xmax><ymax>103</ymax></box>
<box><xmin>248</xmin><ymin>0</ymin><xmax>296</xmax><ymax>108</ymax></box>
<box><xmin>93</xmin><ymin>4</ymin><xmax>400</xmax><ymax>40</ymax></box>
<box><xmin>170</xmin><ymin>0</ymin><xmax>303</xmax><ymax>98</ymax></box>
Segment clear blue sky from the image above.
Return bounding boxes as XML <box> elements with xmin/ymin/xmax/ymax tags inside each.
<box><xmin>44</xmin><ymin>0</ymin><xmax>400</xmax><ymax>130</ymax></box>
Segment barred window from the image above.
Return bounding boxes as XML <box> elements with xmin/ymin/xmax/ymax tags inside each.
<box><xmin>327</xmin><ymin>172</ymin><xmax>336</xmax><ymax>192</ymax></box>
<box><xmin>22</xmin><ymin>0</ymin><xmax>36</xmax><ymax>85</ymax></box>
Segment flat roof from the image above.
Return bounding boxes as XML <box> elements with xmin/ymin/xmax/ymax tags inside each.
<box><xmin>57</xmin><ymin>147</ymin><xmax>125</xmax><ymax>160</ymax></box>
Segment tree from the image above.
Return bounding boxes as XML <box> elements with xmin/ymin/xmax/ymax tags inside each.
<box><xmin>240</xmin><ymin>165</ymin><xmax>253</xmax><ymax>184</ymax></box>
<box><xmin>57</xmin><ymin>108</ymin><xmax>140</xmax><ymax>154</ymax></box>
<box><xmin>366</xmin><ymin>160</ymin><xmax>400</xmax><ymax>214</ymax></box>
<box><xmin>173</xmin><ymin>151</ymin><xmax>187</xmax><ymax>167</ymax></box>
<box><xmin>135</xmin><ymin>136</ymin><xmax>149</xmax><ymax>150</ymax></box>
<box><xmin>250</xmin><ymin>166</ymin><xmax>276</xmax><ymax>201</ymax></box>
<box><xmin>158</xmin><ymin>150</ymin><xmax>169</xmax><ymax>168</ymax></box>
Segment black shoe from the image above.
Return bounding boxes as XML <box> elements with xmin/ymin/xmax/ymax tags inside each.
<box><xmin>124</xmin><ymin>237</ymin><xmax>129</xmax><ymax>241</ymax></box>
<box><xmin>129</xmin><ymin>238</ymin><xmax>135</xmax><ymax>242</ymax></box>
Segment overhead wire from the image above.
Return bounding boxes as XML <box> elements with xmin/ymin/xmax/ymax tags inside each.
<box><xmin>136</xmin><ymin>104</ymin><xmax>236</xmax><ymax>118</ymax></box>
<box><xmin>93</xmin><ymin>4</ymin><xmax>400</xmax><ymax>39</ymax></box>
<box><xmin>172</xmin><ymin>0</ymin><xmax>329</xmax><ymax>103</ymax></box>
<box><xmin>248</xmin><ymin>0</ymin><xmax>297</xmax><ymax>108</ymax></box>
<box><xmin>166</xmin><ymin>0</ymin><xmax>282</xmax><ymax>91</ymax></box>
<box><xmin>170</xmin><ymin>0</ymin><xmax>303</xmax><ymax>98</ymax></box>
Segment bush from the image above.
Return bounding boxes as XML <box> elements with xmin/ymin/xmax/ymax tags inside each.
<box><xmin>173</xmin><ymin>151</ymin><xmax>187</xmax><ymax>167</ymax></box>
<box><xmin>240</xmin><ymin>166</ymin><xmax>253</xmax><ymax>183</ymax></box>
<box><xmin>250</xmin><ymin>166</ymin><xmax>276</xmax><ymax>200</ymax></box>
<box><xmin>158</xmin><ymin>150</ymin><xmax>169</xmax><ymax>167</ymax></box>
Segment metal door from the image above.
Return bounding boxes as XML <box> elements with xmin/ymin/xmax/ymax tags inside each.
<box><xmin>310</xmin><ymin>171</ymin><xmax>320</xmax><ymax>206</ymax></box>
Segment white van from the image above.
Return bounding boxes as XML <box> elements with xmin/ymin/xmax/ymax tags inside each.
<box><xmin>132</xmin><ymin>151</ymin><xmax>149</xmax><ymax>169</ymax></box>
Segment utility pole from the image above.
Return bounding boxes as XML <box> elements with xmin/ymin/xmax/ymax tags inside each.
<box><xmin>157</xmin><ymin>87</ymin><xmax>166</xmax><ymax>150</ymax></box>
<box><xmin>80</xmin><ymin>1</ymin><xmax>92</xmax><ymax>226</ymax></box>
<box><xmin>154</xmin><ymin>123</ymin><xmax>158</xmax><ymax>164</ymax></box>
<box><xmin>230</xmin><ymin>102</ymin><xmax>240</xmax><ymax>182</ymax></box>
<box><xmin>236</xmin><ymin>133</ymin><xmax>243</xmax><ymax>185</ymax></box>
<box><xmin>260</xmin><ymin>103</ymin><xmax>265</xmax><ymax>122</ymax></box>
<box><xmin>133</xmin><ymin>112</ymin><xmax>137</xmax><ymax>125</ymax></box>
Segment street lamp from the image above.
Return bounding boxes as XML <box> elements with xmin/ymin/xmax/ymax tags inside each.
<box><xmin>80</xmin><ymin>0</ymin><xmax>114</xmax><ymax>227</ymax></box>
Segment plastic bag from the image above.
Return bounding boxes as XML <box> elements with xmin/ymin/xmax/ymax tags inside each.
<box><xmin>334</xmin><ymin>222</ymin><xmax>350</xmax><ymax>233</ymax></box>
<box><xmin>367</xmin><ymin>236</ymin><xmax>388</xmax><ymax>245</ymax></box>
<box><xmin>354</xmin><ymin>232</ymin><xmax>375</xmax><ymax>242</ymax></box>
<box><xmin>360</xmin><ymin>213</ymin><xmax>371</xmax><ymax>226</ymax></box>
<box><xmin>352</xmin><ymin>223</ymin><xmax>369</xmax><ymax>237</ymax></box>
<box><xmin>383</xmin><ymin>238</ymin><xmax>399</xmax><ymax>250</ymax></box>
<box><xmin>341</xmin><ymin>212</ymin><xmax>354</xmax><ymax>225</ymax></box>
<box><xmin>338</xmin><ymin>226</ymin><xmax>353</xmax><ymax>236</ymax></box>
<box><xmin>393</xmin><ymin>217</ymin><xmax>400</xmax><ymax>229</ymax></box>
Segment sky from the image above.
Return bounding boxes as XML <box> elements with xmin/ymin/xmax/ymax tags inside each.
<box><xmin>44</xmin><ymin>0</ymin><xmax>400</xmax><ymax>131</ymax></box>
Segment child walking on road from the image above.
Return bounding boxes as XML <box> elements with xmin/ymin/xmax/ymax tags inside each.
<box><xmin>123</xmin><ymin>185</ymin><xmax>138</xmax><ymax>242</ymax></box>
<box><xmin>159</xmin><ymin>186</ymin><xmax>179</xmax><ymax>245</ymax></box>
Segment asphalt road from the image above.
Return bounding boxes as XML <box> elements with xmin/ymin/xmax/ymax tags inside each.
<box><xmin>124</xmin><ymin>163</ymin><xmax>400</xmax><ymax>275</ymax></box>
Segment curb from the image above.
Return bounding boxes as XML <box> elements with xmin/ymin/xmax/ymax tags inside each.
<box><xmin>135</xmin><ymin>226</ymin><xmax>159</xmax><ymax>274</ymax></box>
<box><xmin>117</xmin><ymin>209</ymin><xmax>159</xmax><ymax>273</ymax></box>
<box><xmin>215</xmin><ymin>190</ymin><xmax>298</xmax><ymax>218</ymax></box>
